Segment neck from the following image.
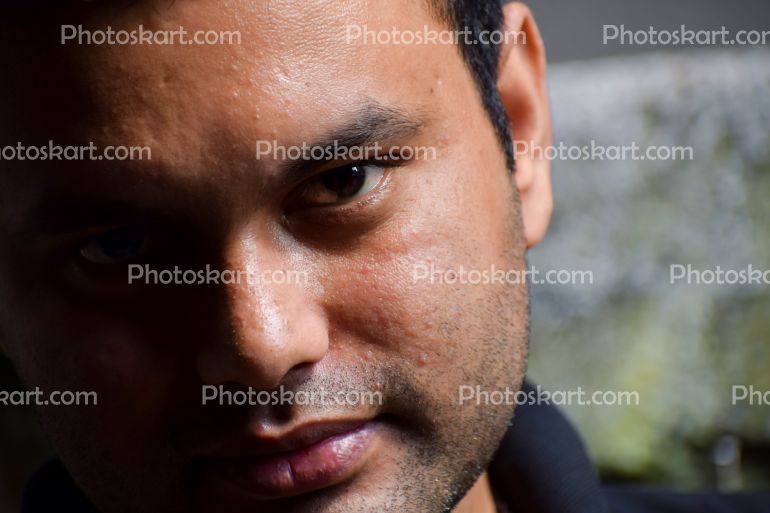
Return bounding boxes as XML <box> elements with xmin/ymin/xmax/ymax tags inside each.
<box><xmin>454</xmin><ymin>472</ymin><xmax>498</xmax><ymax>513</ymax></box>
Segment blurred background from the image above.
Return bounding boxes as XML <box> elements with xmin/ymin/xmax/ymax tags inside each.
<box><xmin>526</xmin><ymin>0</ymin><xmax>770</xmax><ymax>494</ymax></box>
<box><xmin>1</xmin><ymin>0</ymin><xmax>770</xmax><ymax>510</ymax></box>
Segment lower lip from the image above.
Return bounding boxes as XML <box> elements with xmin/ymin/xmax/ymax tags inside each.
<box><xmin>208</xmin><ymin>422</ymin><xmax>379</xmax><ymax>498</ymax></box>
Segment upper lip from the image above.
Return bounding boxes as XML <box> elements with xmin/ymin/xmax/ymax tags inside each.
<box><xmin>202</xmin><ymin>419</ymin><xmax>373</xmax><ymax>460</ymax></box>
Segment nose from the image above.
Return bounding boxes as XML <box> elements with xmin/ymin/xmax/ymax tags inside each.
<box><xmin>197</xmin><ymin>231</ymin><xmax>328</xmax><ymax>390</ymax></box>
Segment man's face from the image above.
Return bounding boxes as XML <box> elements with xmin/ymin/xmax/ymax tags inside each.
<box><xmin>0</xmin><ymin>1</ymin><xmax>530</xmax><ymax>512</ymax></box>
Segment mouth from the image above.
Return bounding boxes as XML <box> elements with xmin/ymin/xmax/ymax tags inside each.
<box><xmin>199</xmin><ymin>419</ymin><xmax>382</xmax><ymax>499</ymax></box>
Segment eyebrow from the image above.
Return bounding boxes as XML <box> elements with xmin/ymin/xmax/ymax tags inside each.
<box><xmin>274</xmin><ymin>100</ymin><xmax>428</xmax><ymax>182</ymax></box>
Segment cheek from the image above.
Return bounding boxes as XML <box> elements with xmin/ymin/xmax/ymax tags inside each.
<box><xmin>0</xmin><ymin>262</ymin><xmax>179</xmax><ymax>475</ymax></box>
<box><xmin>318</xmin><ymin>159</ymin><xmax>525</xmax><ymax>382</ymax></box>
<box><xmin>33</xmin><ymin>310</ymin><xmax>160</xmax><ymax>386</ymax></box>
<box><xmin>0</xmin><ymin>250</ymin><xmax>175</xmax><ymax>400</ymax></box>
<box><xmin>14</xmin><ymin>305</ymin><xmax>180</xmax><ymax>442</ymax></box>
<box><xmin>5</xmin><ymin>315</ymin><xmax>180</xmax><ymax>492</ymax></box>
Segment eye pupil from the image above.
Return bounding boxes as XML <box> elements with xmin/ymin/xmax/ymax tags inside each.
<box><xmin>321</xmin><ymin>165</ymin><xmax>367</xmax><ymax>199</ymax></box>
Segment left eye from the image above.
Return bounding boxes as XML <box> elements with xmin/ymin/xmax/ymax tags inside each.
<box><xmin>78</xmin><ymin>226</ymin><xmax>150</xmax><ymax>265</ymax></box>
<box><xmin>295</xmin><ymin>164</ymin><xmax>386</xmax><ymax>208</ymax></box>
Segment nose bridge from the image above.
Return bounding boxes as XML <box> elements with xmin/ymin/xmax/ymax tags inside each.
<box><xmin>230</xmin><ymin>234</ymin><xmax>289</xmax><ymax>350</ymax></box>
<box><xmin>197</xmin><ymin>229</ymin><xmax>328</xmax><ymax>389</ymax></box>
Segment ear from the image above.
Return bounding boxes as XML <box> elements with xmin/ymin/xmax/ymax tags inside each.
<box><xmin>497</xmin><ymin>2</ymin><xmax>553</xmax><ymax>249</ymax></box>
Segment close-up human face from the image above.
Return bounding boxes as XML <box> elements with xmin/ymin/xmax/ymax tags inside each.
<box><xmin>0</xmin><ymin>1</ymin><xmax>548</xmax><ymax>512</ymax></box>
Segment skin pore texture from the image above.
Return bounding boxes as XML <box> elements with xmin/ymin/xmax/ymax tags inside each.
<box><xmin>0</xmin><ymin>1</ymin><xmax>552</xmax><ymax>512</ymax></box>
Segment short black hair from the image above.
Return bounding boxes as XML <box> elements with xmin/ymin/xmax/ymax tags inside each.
<box><xmin>430</xmin><ymin>0</ymin><xmax>516</xmax><ymax>173</ymax></box>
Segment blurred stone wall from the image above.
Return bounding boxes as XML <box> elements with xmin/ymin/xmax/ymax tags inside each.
<box><xmin>528</xmin><ymin>48</ymin><xmax>770</xmax><ymax>489</ymax></box>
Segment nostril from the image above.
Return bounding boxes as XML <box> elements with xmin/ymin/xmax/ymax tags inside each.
<box><xmin>283</xmin><ymin>361</ymin><xmax>316</xmax><ymax>385</ymax></box>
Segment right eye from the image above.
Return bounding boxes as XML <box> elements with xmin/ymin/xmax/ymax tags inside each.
<box><xmin>78</xmin><ymin>226</ymin><xmax>151</xmax><ymax>265</ymax></box>
<box><xmin>289</xmin><ymin>164</ymin><xmax>387</xmax><ymax>211</ymax></box>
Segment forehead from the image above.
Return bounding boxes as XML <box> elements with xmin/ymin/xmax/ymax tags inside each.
<box><xmin>1</xmin><ymin>0</ymin><xmax>457</xmax><ymax>140</ymax></box>
<box><xmin>0</xmin><ymin>0</ymin><xmax>486</xmax><ymax>222</ymax></box>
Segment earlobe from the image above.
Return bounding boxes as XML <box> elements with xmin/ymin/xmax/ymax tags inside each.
<box><xmin>497</xmin><ymin>2</ymin><xmax>553</xmax><ymax>249</ymax></box>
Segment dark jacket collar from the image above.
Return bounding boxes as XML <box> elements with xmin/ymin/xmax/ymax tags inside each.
<box><xmin>22</xmin><ymin>458</ymin><xmax>98</xmax><ymax>513</ymax></box>
<box><xmin>489</xmin><ymin>381</ymin><xmax>609</xmax><ymax>513</ymax></box>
